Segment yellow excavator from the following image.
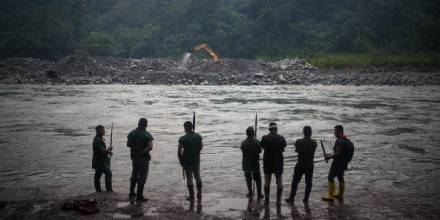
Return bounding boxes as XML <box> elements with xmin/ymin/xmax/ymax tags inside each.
<box><xmin>191</xmin><ymin>44</ymin><xmax>221</xmax><ymax>63</ymax></box>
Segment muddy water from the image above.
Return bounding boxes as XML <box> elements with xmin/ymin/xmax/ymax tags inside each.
<box><xmin>0</xmin><ymin>85</ymin><xmax>439</xmax><ymax>219</ymax></box>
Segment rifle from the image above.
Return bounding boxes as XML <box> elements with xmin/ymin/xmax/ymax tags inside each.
<box><xmin>252</xmin><ymin>113</ymin><xmax>257</xmax><ymax>197</ymax></box>
<box><xmin>108</xmin><ymin>123</ymin><xmax>113</xmax><ymax>158</ymax></box>
<box><xmin>193</xmin><ymin>112</ymin><xmax>196</xmax><ymax>131</ymax></box>
<box><xmin>110</xmin><ymin>123</ymin><xmax>113</xmax><ymax>147</ymax></box>
<box><xmin>254</xmin><ymin>113</ymin><xmax>257</xmax><ymax>139</ymax></box>
<box><xmin>321</xmin><ymin>140</ymin><xmax>328</xmax><ymax>163</ymax></box>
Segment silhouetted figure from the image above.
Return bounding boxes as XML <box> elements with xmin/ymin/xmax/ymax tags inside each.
<box><xmin>127</xmin><ymin>118</ymin><xmax>154</xmax><ymax>202</ymax></box>
<box><xmin>322</xmin><ymin>125</ymin><xmax>352</xmax><ymax>202</ymax></box>
<box><xmin>285</xmin><ymin>126</ymin><xmax>317</xmax><ymax>205</ymax></box>
<box><xmin>178</xmin><ymin>121</ymin><xmax>203</xmax><ymax>202</ymax></box>
<box><xmin>241</xmin><ymin>127</ymin><xmax>263</xmax><ymax>199</ymax></box>
<box><xmin>92</xmin><ymin>125</ymin><xmax>113</xmax><ymax>192</ymax></box>
<box><xmin>261</xmin><ymin>122</ymin><xmax>287</xmax><ymax>206</ymax></box>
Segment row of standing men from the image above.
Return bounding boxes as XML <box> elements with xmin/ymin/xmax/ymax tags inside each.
<box><xmin>92</xmin><ymin>118</ymin><xmax>352</xmax><ymax>206</ymax></box>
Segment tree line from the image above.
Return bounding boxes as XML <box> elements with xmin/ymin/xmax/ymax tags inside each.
<box><xmin>1</xmin><ymin>0</ymin><xmax>439</xmax><ymax>60</ymax></box>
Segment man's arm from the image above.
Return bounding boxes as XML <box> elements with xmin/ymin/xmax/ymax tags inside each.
<box><xmin>260</xmin><ymin>136</ymin><xmax>265</xmax><ymax>149</ymax></box>
<box><xmin>142</xmin><ymin>141</ymin><xmax>153</xmax><ymax>153</ymax></box>
<box><xmin>325</xmin><ymin>142</ymin><xmax>342</xmax><ymax>160</ymax></box>
<box><xmin>178</xmin><ymin>144</ymin><xmax>183</xmax><ymax>163</ymax></box>
<box><xmin>127</xmin><ymin>134</ymin><xmax>132</xmax><ymax>148</ymax></box>
<box><xmin>281</xmin><ymin>136</ymin><xmax>287</xmax><ymax>152</ymax></box>
<box><xmin>96</xmin><ymin>139</ymin><xmax>111</xmax><ymax>154</ymax></box>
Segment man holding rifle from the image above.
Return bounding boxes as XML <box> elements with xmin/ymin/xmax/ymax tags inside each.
<box><xmin>322</xmin><ymin>125</ymin><xmax>354</xmax><ymax>202</ymax></box>
<box><xmin>178</xmin><ymin>121</ymin><xmax>203</xmax><ymax>202</ymax></box>
<box><xmin>92</xmin><ymin>125</ymin><xmax>113</xmax><ymax>192</ymax></box>
<box><xmin>240</xmin><ymin>126</ymin><xmax>263</xmax><ymax>200</ymax></box>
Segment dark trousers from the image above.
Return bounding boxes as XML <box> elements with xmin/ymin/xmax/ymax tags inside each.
<box><xmin>288</xmin><ymin>165</ymin><xmax>313</xmax><ymax>201</ymax></box>
<box><xmin>94</xmin><ymin>166</ymin><xmax>112</xmax><ymax>192</ymax></box>
<box><xmin>328</xmin><ymin>162</ymin><xmax>345</xmax><ymax>183</ymax></box>
<box><xmin>245</xmin><ymin>171</ymin><xmax>262</xmax><ymax>195</ymax></box>
<box><xmin>185</xmin><ymin>165</ymin><xmax>202</xmax><ymax>199</ymax></box>
<box><xmin>130</xmin><ymin>158</ymin><xmax>149</xmax><ymax>198</ymax></box>
<box><xmin>185</xmin><ymin>165</ymin><xmax>202</xmax><ymax>187</ymax></box>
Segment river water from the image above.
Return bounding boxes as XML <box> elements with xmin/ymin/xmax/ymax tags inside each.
<box><xmin>0</xmin><ymin>85</ymin><xmax>439</xmax><ymax>218</ymax></box>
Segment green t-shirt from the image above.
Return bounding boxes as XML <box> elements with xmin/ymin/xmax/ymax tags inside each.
<box><xmin>241</xmin><ymin>138</ymin><xmax>261</xmax><ymax>172</ymax></box>
<box><xmin>178</xmin><ymin>132</ymin><xmax>203</xmax><ymax>168</ymax></box>
<box><xmin>92</xmin><ymin>135</ymin><xmax>110</xmax><ymax>169</ymax></box>
<box><xmin>127</xmin><ymin>127</ymin><xmax>154</xmax><ymax>160</ymax></box>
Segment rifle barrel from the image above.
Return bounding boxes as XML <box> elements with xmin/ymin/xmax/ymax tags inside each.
<box><xmin>192</xmin><ymin>112</ymin><xmax>196</xmax><ymax>131</ymax></box>
<box><xmin>321</xmin><ymin>140</ymin><xmax>328</xmax><ymax>163</ymax></box>
<box><xmin>254</xmin><ymin>113</ymin><xmax>258</xmax><ymax>138</ymax></box>
<box><xmin>110</xmin><ymin>123</ymin><xmax>113</xmax><ymax>146</ymax></box>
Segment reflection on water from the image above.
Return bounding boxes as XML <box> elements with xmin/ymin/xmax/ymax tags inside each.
<box><xmin>0</xmin><ymin>85</ymin><xmax>439</xmax><ymax>217</ymax></box>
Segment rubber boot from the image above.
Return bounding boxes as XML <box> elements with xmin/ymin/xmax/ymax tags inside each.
<box><xmin>264</xmin><ymin>187</ymin><xmax>270</xmax><ymax>206</ymax></box>
<box><xmin>334</xmin><ymin>183</ymin><xmax>345</xmax><ymax>200</ymax></box>
<box><xmin>276</xmin><ymin>187</ymin><xmax>283</xmax><ymax>206</ymax></box>
<box><xmin>196</xmin><ymin>183</ymin><xmax>202</xmax><ymax>201</ymax></box>
<box><xmin>322</xmin><ymin>182</ymin><xmax>336</xmax><ymax>201</ymax></box>
<box><xmin>187</xmin><ymin>185</ymin><xmax>195</xmax><ymax>201</ymax></box>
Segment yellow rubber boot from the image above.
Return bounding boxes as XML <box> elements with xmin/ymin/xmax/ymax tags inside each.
<box><xmin>334</xmin><ymin>183</ymin><xmax>345</xmax><ymax>200</ymax></box>
<box><xmin>322</xmin><ymin>182</ymin><xmax>336</xmax><ymax>201</ymax></box>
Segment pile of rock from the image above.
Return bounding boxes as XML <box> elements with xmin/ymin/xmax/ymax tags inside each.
<box><xmin>270</xmin><ymin>58</ymin><xmax>316</xmax><ymax>70</ymax></box>
<box><xmin>1</xmin><ymin>56</ymin><xmax>439</xmax><ymax>85</ymax></box>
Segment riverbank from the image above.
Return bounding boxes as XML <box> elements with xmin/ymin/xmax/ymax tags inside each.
<box><xmin>1</xmin><ymin>186</ymin><xmax>439</xmax><ymax>220</ymax></box>
<box><xmin>1</xmin><ymin>56</ymin><xmax>439</xmax><ymax>86</ymax></box>
<box><xmin>308</xmin><ymin>53</ymin><xmax>440</xmax><ymax>69</ymax></box>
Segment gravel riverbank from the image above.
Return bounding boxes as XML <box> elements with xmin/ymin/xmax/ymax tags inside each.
<box><xmin>1</xmin><ymin>56</ymin><xmax>439</xmax><ymax>86</ymax></box>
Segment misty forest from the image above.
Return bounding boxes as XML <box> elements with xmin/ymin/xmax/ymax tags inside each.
<box><xmin>1</xmin><ymin>0</ymin><xmax>439</xmax><ymax>60</ymax></box>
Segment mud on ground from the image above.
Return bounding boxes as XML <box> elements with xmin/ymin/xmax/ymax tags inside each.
<box><xmin>1</xmin><ymin>185</ymin><xmax>439</xmax><ymax>220</ymax></box>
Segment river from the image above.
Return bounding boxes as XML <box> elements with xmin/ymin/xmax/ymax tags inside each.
<box><xmin>0</xmin><ymin>85</ymin><xmax>439</xmax><ymax>219</ymax></box>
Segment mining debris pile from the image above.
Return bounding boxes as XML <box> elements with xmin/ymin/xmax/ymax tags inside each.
<box><xmin>0</xmin><ymin>56</ymin><xmax>439</xmax><ymax>85</ymax></box>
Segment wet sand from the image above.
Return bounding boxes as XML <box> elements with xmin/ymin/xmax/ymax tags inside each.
<box><xmin>1</xmin><ymin>183</ymin><xmax>439</xmax><ymax>219</ymax></box>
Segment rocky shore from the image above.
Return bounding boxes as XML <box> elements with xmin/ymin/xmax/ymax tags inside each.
<box><xmin>0</xmin><ymin>56</ymin><xmax>439</xmax><ymax>86</ymax></box>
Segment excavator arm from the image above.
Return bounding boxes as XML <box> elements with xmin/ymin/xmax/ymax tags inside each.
<box><xmin>192</xmin><ymin>44</ymin><xmax>221</xmax><ymax>63</ymax></box>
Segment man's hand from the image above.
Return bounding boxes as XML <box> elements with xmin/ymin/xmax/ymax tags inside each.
<box><xmin>325</xmin><ymin>153</ymin><xmax>333</xmax><ymax>160</ymax></box>
<box><xmin>142</xmin><ymin>147</ymin><xmax>152</xmax><ymax>153</ymax></box>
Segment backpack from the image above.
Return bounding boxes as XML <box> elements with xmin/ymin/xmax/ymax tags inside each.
<box><xmin>344</xmin><ymin>139</ymin><xmax>355</xmax><ymax>164</ymax></box>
